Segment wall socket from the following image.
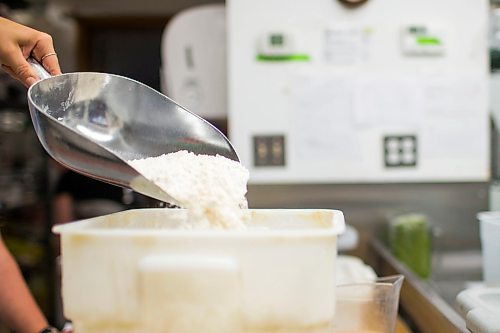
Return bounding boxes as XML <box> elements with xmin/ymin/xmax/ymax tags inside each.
<box><xmin>253</xmin><ymin>135</ymin><xmax>286</xmax><ymax>167</ymax></box>
<box><xmin>384</xmin><ymin>135</ymin><xmax>418</xmax><ymax>167</ymax></box>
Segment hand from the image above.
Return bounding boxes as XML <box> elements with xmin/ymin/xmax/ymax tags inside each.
<box><xmin>0</xmin><ymin>17</ymin><xmax>61</xmax><ymax>87</ymax></box>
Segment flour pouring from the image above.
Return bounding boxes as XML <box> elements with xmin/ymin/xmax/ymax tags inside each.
<box><xmin>128</xmin><ymin>150</ymin><xmax>250</xmax><ymax>229</ymax></box>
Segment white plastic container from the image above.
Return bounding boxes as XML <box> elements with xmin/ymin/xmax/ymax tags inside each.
<box><xmin>477</xmin><ymin>212</ymin><xmax>500</xmax><ymax>282</ymax></box>
<box><xmin>53</xmin><ymin>208</ymin><xmax>345</xmax><ymax>333</ymax></box>
<box><xmin>456</xmin><ymin>287</ymin><xmax>500</xmax><ymax>333</ymax></box>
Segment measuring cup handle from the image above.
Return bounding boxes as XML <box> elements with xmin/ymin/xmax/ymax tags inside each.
<box><xmin>27</xmin><ymin>57</ymin><xmax>52</xmax><ymax>80</ymax></box>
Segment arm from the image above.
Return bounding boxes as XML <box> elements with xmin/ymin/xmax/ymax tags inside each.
<box><xmin>0</xmin><ymin>17</ymin><xmax>61</xmax><ymax>87</ymax></box>
<box><xmin>0</xmin><ymin>236</ymin><xmax>48</xmax><ymax>333</ymax></box>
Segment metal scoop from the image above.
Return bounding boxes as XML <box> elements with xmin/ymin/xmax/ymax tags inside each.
<box><xmin>27</xmin><ymin>59</ymin><xmax>239</xmax><ymax>204</ymax></box>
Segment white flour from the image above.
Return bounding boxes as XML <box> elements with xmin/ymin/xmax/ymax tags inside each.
<box><xmin>128</xmin><ymin>151</ymin><xmax>249</xmax><ymax>229</ymax></box>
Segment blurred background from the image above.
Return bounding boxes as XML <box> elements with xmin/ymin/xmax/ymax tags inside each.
<box><xmin>0</xmin><ymin>0</ymin><xmax>499</xmax><ymax>332</ymax></box>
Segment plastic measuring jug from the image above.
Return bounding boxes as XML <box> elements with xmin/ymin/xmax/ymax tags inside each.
<box><xmin>332</xmin><ymin>275</ymin><xmax>404</xmax><ymax>333</ymax></box>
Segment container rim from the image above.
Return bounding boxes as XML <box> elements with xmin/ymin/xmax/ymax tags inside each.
<box><xmin>52</xmin><ymin>208</ymin><xmax>346</xmax><ymax>238</ymax></box>
<box><xmin>477</xmin><ymin>211</ymin><xmax>500</xmax><ymax>222</ymax></box>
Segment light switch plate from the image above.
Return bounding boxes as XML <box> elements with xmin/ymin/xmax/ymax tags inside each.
<box><xmin>384</xmin><ymin>135</ymin><xmax>417</xmax><ymax>168</ymax></box>
<box><xmin>253</xmin><ymin>135</ymin><xmax>286</xmax><ymax>167</ymax></box>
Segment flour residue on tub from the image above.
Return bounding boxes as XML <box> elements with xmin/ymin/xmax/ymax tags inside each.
<box><xmin>128</xmin><ymin>150</ymin><xmax>249</xmax><ymax>229</ymax></box>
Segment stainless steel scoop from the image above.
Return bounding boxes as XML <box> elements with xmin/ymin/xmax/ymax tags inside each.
<box><xmin>27</xmin><ymin>59</ymin><xmax>239</xmax><ymax>203</ymax></box>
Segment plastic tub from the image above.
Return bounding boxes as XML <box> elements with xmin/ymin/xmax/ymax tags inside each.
<box><xmin>53</xmin><ymin>208</ymin><xmax>345</xmax><ymax>333</ymax></box>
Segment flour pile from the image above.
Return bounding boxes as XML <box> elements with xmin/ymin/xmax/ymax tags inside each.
<box><xmin>128</xmin><ymin>151</ymin><xmax>249</xmax><ymax>229</ymax></box>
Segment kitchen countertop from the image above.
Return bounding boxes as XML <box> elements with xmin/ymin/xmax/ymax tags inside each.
<box><xmin>430</xmin><ymin>249</ymin><xmax>483</xmax><ymax>306</ymax></box>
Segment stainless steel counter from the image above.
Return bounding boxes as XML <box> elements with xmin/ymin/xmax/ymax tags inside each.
<box><xmin>367</xmin><ymin>238</ymin><xmax>473</xmax><ymax>333</ymax></box>
<box><xmin>431</xmin><ymin>250</ymin><xmax>483</xmax><ymax>306</ymax></box>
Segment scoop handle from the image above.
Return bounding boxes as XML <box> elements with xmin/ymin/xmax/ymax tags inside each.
<box><xmin>27</xmin><ymin>57</ymin><xmax>52</xmax><ymax>80</ymax></box>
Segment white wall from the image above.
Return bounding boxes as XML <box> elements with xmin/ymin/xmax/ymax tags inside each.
<box><xmin>228</xmin><ymin>0</ymin><xmax>490</xmax><ymax>184</ymax></box>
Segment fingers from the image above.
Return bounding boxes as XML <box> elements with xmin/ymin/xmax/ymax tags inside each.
<box><xmin>14</xmin><ymin>60</ymin><xmax>39</xmax><ymax>87</ymax></box>
<box><xmin>41</xmin><ymin>53</ymin><xmax>61</xmax><ymax>76</ymax></box>
<box><xmin>31</xmin><ymin>33</ymin><xmax>62</xmax><ymax>76</ymax></box>
<box><xmin>1</xmin><ymin>48</ymin><xmax>39</xmax><ymax>87</ymax></box>
<box><xmin>0</xmin><ymin>18</ymin><xmax>61</xmax><ymax>87</ymax></box>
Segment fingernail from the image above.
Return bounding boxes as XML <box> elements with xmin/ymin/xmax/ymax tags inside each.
<box><xmin>25</xmin><ymin>77</ymin><xmax>37</xmax><ymax>87</ymax></box>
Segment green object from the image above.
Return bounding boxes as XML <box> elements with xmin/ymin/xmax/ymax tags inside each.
<box><xmin>416</xmin><ymin>36</ymin><xmax>441</xmax><ymax>45</ymax></box>
<box><xmin>389</xmin><ymin>213</ymin><xmax>431</xmax><ymax>279</ymax></box>
<box><xmin>256</xmin><ymin>54</ymin><xmax>310</xmax><ymax>62</ymax></box>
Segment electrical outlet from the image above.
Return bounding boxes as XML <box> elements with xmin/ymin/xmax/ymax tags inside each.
<box><xmin>253</xmin><ymin>135</ymin><xmax>286</xmax><ymax>167</ymax></box>
<box><xmin>384</xmin><ymin>135</ymin><xmax>417</xmax><ymax>168</ymax></box>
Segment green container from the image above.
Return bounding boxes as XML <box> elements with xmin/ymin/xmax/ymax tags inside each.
<box><xmin>389</xmin><ymin>213</ymin><xmax>431</xmax><ymax>279</ymax></box>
